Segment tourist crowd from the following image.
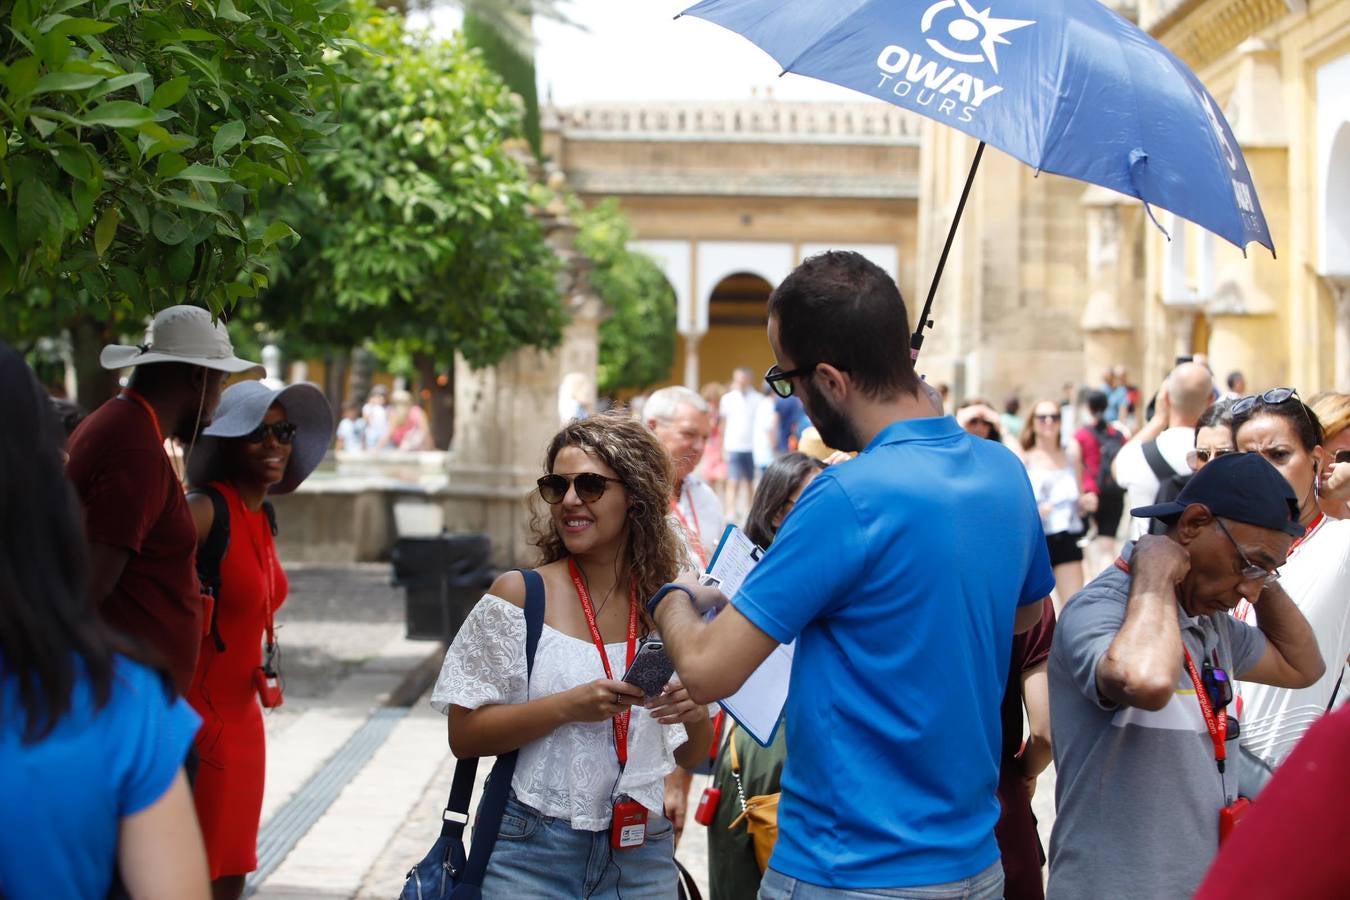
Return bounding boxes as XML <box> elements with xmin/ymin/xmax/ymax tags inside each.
<box><xmin>3</xmin><ymin>251</ymin><xmax>1350</xmax><ymax>899</ymax></box>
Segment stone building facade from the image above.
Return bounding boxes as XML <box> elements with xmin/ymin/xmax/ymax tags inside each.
<box><xmin>1120</xmin><ymin>0</ymin><xmax>1350</xmax><ymax>395</ymax></box>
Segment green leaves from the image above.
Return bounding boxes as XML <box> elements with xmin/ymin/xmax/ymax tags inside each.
<box><xmin>1</xmin><ymin>0</ymin><xmax>348</xmax><ymax>339</ymax></box>
<box><xmin>254</xmin><ymin>1</ymin><xmax>563</xmax><ymax>370</ymax></box>
<box><xmin>82</xmin><ymin>100</ymin><xmax>155</xmax><ymax>127</ymax></box>
<box><xmin>212</xmin><ymin>121</ymin><xmax>246</xmax><ymax>158</ymax></box>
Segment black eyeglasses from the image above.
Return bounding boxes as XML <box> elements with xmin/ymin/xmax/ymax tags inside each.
<box><xmin>243</xmin><ymin>421</ymin><xmax>297</xmax><ymax>445</ymax></box>
<box><xmin>1187</xmin><ymin>447</ymin><xmax>1236</xmax><ymax>470</ymax></box>
<box><xmin>1231</xmin><ymin>387</ymin><xmax>1299</xmax><ymax>418</ymax></box>
<box><xmin>1214</xmin><ymin>518</ymin><xmax>1280</xmax><ymax>586</ymax></box>
<box><xmin>764</xmin><ymin>363</ymin><xmax>849</xmax><ymax>398</ymax></box>
<box><xmin>537</xmin><ymin>472</ymin><xmax>624</xmax><ymax>504</ymax></box>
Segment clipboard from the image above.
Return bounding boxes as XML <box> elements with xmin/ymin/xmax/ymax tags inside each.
<box><xmin>703</xmin><ymin>525</ymin><xmax>792</xmax><ymax>747</ymax></box>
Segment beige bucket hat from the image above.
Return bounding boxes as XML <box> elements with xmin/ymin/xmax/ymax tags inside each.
<box><xmin>100</xmin><ymin>305</ymin><xmax>262</xmax><ymax>374</ymax></box>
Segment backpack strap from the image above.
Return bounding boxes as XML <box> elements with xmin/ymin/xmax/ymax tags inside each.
<box><xmin>440</xmin><ymin>569</ymin><xmax>545</xmax><ymax>889</ymax></box>
<box><xmin>1141</xmin><ymin>439</ymin><xmax>1176</xmax><ymax>482</ymax></box>
<box><xmin>189</xmin><ymin>485</ymin><xmax>230</xmax><ymax>653</ymax></box>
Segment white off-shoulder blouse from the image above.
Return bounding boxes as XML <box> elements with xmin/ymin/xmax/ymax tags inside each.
<box><xmin>431</xmin><ymin>594</ymin><xmax>688</xmax><ymax>830</ymax></box>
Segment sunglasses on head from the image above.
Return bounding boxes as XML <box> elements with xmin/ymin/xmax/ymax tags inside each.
<box><xmin>1231</xmin><ymin>387</ymin><xmax>1299</xmax><ymax>418</ymax></box>
<box><xmin>537</xmin><ymin>472</ymin><xmax>624</xmax><ymax>504</ymax></box>
<box><xmin>243</xmin><ymin>421</ymin><xmax>297</xmax><ymax>444</ymax></box>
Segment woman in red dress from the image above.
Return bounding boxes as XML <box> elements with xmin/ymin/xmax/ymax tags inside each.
<box><xmin>185</xmin><ymin>380</ymin><xmax>332</xmax><ymax>900</ymax></box>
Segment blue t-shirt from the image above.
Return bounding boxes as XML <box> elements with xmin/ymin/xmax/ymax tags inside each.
<box><xmin>0</xmin><ymin>656</ymin><xmax>200</xmax><ymax>899</ymax></box>
<box><xmin>733</xmin><ymin>416</ymin><xmax>1055</xmax><ymax>889</ymax></box>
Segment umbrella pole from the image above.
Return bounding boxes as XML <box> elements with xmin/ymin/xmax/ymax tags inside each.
<box><xmin>910</xmin><ymin>140</ymin><xmax>986</xmax><ymax>361</ymax></box>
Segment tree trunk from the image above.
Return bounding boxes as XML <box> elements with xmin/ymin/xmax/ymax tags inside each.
<box><xmin>349</xmin><ymin>347</ymin><xmax>376</xmax><ymax>408</ymax></box>
<box><xmin>69</xmin><ymin>314</ymin><xmax>122</xmax><ymax>412</ymax></box>
<box><xmin>324</xmin><ymin>349</ymin><xmax>350</xmax><ymax>417</ymax></box>
<box><xmin>414</xmin><ymin>352</ymin><xmax>455</xmax><ymax>450</ymax></box>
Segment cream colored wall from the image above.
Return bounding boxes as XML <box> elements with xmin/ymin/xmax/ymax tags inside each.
<box><xmin>1141</xmin><ymin>1</ymin><xmax>1350</xmax><ymax>399</ymax></box>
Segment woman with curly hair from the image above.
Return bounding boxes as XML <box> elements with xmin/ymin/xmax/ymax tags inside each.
<box><xmin>432</xmin><ymin>413</ymin><xmax>712</xmax><ymax>897</ymax></box>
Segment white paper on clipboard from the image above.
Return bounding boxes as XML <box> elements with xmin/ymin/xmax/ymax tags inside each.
<box><xmin>703</xmin><ymin>525</ymin><xmax>792</xmax><ymax>746</ymax></box>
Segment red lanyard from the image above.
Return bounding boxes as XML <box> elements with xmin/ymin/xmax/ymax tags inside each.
<box><xmin>1183</xmin><ymin>648</ymin><xmax>1227</xmax><ymax>773</ymax></box>
<box><xmin>119</xmin><ymin>388</ymin><xmax>163</xmax><ymax>440</ymax></box>
<box><xmin>568</xmin><ymin>558</ymin><xmax>639</xmax><ymax>766</ymax></box>
<box><xmin>670</xmin><ymin>484</ymin><xmax>708</xmax><ymax>569</ymax></box>
<box><xmin>1114</xmin><ymin>556</ymin><xmax>1228</xmax><ymax>772</ymax></box>
<box><xmin>1288</xmin><ymin>513</ymin><xmax>1323</xmax><ymax>557</ymax></box>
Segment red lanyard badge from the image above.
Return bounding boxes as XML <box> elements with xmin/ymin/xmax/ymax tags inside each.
<box><xmin>567</xmin><ymin>558</ymin><xmax>638</xmax><ymax>766</ymax></box>
<box><xmin>1183</xmin><ymin>648</ymin><xmax>1227</xmax><ymax>773</ymax></box>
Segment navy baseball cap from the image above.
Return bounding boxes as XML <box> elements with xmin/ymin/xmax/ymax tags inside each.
<box><xmin>1131</xmin><ymin>452</ymin><xmax>1305</xmax><ymax>537</ymax></box>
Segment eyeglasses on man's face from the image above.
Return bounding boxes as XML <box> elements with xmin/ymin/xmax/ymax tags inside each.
<box><xmin>764</xmin><ymin>362</ymin><xmax>852</xmax><ymax>398</ymax></box>
<box><xmin>1213</xmin><ymin>518</ymin><xmax>1280</xmax><ymax>587</ymax></box>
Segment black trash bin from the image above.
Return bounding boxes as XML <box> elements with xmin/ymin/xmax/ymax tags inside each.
<box><xmin>391</xmin><ymin>533</ymin><xmax>495</xmax><ymax>642</ymax></box>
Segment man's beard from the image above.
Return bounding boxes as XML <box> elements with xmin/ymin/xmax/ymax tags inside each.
<box><xmin>802</xmin><ymin>380</ymin><xmax>861</xmax><ymax>453</ymax></box>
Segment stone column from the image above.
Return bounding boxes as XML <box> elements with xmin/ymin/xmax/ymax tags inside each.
<box><xmin>1328</xmin><ymin>277</ymin><xmax>1350</xmax><ymax>390</ymax></box>
<box><xmin>1079</xmin><ymin>188</ymin><xmax>1141</xmax><ymax>384</ymax></box>
<box><xmin>445</xmin><ymin>196</ymin><xmax>605</xmax><ymax>568</ymax></box>
<box><xmin>683</xmin><ymin>332</ymin><xmax>702</xmax><ymax>390</ymax></box>
<box><xmin>1165</xmin><ymin>304</ymin><xmax>1201</xmax><ymax>360</ymax></box>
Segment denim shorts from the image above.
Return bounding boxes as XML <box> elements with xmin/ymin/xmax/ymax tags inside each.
<box><xmin>758</xmin><ymin>861</ymin><xmax>1004</xmax><ymax>900</ymax></box>
<box><xmin>480</xmin><ymin>794</ymin><xmax>677</xmax><ymax>899</ymax></box>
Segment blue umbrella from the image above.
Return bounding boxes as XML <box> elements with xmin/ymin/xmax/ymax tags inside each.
<box><xmin>680</xmin><ymin>0</ymin><xmax>1273</xmax><ymax>355</ymax></box>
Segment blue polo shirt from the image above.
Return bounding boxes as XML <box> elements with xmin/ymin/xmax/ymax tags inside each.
<box><xmin>733</xmin><ymin>416</ymin><xmax>1054</xmax><ymax>889</ymax></box>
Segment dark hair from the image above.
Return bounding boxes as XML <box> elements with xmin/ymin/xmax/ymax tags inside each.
<box><xmin>744</xmin><ymin>453</ymin><xmax>826</xmax><ymax>548</ymax></box>
<box><xmin>1232</xmin><ymin>395</ymin><xmax>1323</xmax><ymax>451</ymax></box>
<box><xmin>768</xmin><ymin>251</ymin><xmax>920</xmax><ymax>400</ymax></box>
<box><xmin>1196</xmin><ymin>399</ymin><xmax>1235</xmax><ymax>432</ymax></box>
<box><xmin>1226</xmin><ymin>370</ymin><xmax>1244</xmax><ymax>390</ymax></box>
<box><xmin>1084</xmin><ymin>389</ymin><xmax>1108</xmax><ymax>417</ymax></box>
<box><xmin>0</xmin><ymin>343</ymin><xmax>118</xmax><ymax>742</ymax></box>
<box><xmin>530</xmin><ymin>413</ymin><xmax>682</xmax><ymax>630</ymax></box>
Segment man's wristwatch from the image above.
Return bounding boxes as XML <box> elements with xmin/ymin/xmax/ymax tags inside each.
<box><xmin>646</xmin><ymin>583</ymin><xmax>698</xmax><ymax>619</ymax></box>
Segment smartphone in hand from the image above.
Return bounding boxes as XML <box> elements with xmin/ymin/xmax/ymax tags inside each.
<box><xmin>621</xmin><ymin>639</ymin><xmax>676</xmax><ymax>698</ymax></box>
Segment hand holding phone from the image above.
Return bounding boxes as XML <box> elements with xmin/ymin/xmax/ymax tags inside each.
<box><xmin>621</xmin><ymin>639</ymin><xmax>676</xmax><ymax>698</ymax></box>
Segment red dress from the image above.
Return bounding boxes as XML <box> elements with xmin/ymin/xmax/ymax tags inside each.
<box><xmin>186</xmin><ymin>481</ymin><xmax>288</xmax><ymax>879</ymax></box>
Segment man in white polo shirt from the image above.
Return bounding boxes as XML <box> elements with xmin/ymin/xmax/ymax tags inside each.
<box><xmin>720</xmin><ymin>368</ymin><xmax>762</xmax><ymax>520</ymax></box>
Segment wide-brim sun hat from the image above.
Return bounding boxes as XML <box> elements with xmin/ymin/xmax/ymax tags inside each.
<box><xmin>188</xmin><ymin>380</ymin><xmax>334</xmax><ymax>495</ymax></box>
<box><xmin>101</xmin><ymin>305</ymin><xmax>262</xmax><ymax>374</ymax></box>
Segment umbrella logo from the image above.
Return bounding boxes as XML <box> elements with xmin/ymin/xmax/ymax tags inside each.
<box><xmin>921</xmin><ymin>0</ymin><xmax>1034</xmax><ymax>75</ymax></box>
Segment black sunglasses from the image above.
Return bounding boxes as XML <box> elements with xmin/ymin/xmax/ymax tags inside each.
<box><xmin>537</xmin><ymin>472</ymin><xmax>624</xmax><ymax>504</ymax></box>
<box><xmin>1202</xmin><ymin>659</ymin><xmax>1233</xmax><ymax>711</ymax></box>
<box><xmin>1231</xmin><ymin>387</ymin><xmax>1300</xmax><ymax>418</ymax></box>
<box><xmin>243</xmin><ymin>421</ymin><xmax>297</xmax><ymax>444</ymax></box>
<box><xmin>764</xmin><ymin>362</ymin><xmax>850</xmax><ymax>398</ymax></box>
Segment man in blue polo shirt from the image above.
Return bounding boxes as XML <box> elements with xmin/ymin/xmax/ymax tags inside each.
<box><xmin>650</xmin><ymin>251</ymin><xmax>1053</xmax><ymax>898</ymax></box>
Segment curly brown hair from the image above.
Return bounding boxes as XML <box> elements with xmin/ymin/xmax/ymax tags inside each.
<box><xmin>530</xmin><ymin>413</ymin><xmax>683</xmax><ymax>628</ymax></box>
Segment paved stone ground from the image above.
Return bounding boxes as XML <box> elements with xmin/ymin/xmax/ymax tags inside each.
<box><xmin>251</xmin><ymin>564</ymin><xmax>1055</xmax><ymax>899</ymax></box>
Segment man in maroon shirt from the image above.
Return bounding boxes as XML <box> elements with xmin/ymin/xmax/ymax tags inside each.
<box><xmin>67</xmin><ymin>306</ymin><xmax>260</xmax><ymax>694</ymax></box>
